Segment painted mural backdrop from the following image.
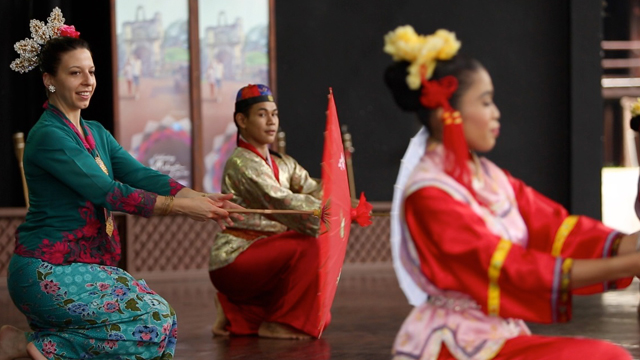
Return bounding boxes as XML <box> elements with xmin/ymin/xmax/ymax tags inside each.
<box><xmin>115</xmin><ymin>0</ymin><xmax>192</xmax><ymax>187</ymax></box>
<box><xmin>199</xmin><ymin>0</ymin><xmax>270</xmax><ymax>193</ymax></box>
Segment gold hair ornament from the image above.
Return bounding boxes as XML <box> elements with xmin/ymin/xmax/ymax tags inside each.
<box><xmin>384</xmin><ymin>25</ymin><xmax>473</xmax><ymax>194</ymax></box>
<box><xmin>10</xmin><ymin>7</ymin><xmax>80</xmax><ymax>74</ymax></box>
<box><xmin>383</xmin><ymin>26</ymin><xmax>461</xmax><ymax>89</ymax></box>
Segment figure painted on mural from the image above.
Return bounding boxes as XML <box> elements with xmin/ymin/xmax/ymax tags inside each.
<box><xmin>206</xmin><ymin>58</ymin><xmax>224</xmax><ymax>102</ymax></box>
<box><xmin>123</xmin><ymin>56</ymin><xmax>134</xmax><ymax>97</ymax></box>
<box><xmin>208</xmin><ymin>84</ymin><xmax>327</xmax><ymax>340</ymax></box>
<box><xmin>1</xmin><ymin>8</ymin><xmax>242</xmax><ymax>360</ymax></box>
<box><xmin>214</xmin><ymin>58</ymin><xmax>224</xmax><ymax>100</ymax></box>
<box><xmin>385</xmin><ymin>25</ymin><xmax>638</xmax><ymax>360</ymax></box>
<box><xmin>206</xmin><ymin>60</ymin><xmax>217</xmax><ymax>100</ymax></box>
<box><xmin>131</xmin><ymin>53</ymin><xmax>142</xmax><ymax>100</ymax></box>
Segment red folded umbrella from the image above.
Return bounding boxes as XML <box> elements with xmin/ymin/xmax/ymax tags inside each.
<box><xmin>313</xmin><ymin>88</ymin><xmax>372</xmax><ymax>337</ymax></box>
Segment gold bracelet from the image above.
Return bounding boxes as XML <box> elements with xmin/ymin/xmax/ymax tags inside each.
<box><xmin>160</xmin><ymin>196</ymin><xmax>167</xmax><ymax>216</ymax></box>
<box><xmin>165</xmin><ymin>196</ymin><xmax>175</xmax><ymax>215</ymax></box>
<box><xmin>157</xmin><ymin>196</ymin><xmax>167</xmax><ymax>216</ymax></box>
<box><xmin>163</xmin><ymin>196</ymin><xmax>172</xmax><ymax>216</ymax></box>
<box><xmin>158</xmin><ymin>195</ymin><xmax>172</xmax><ymax>216</ymax></box>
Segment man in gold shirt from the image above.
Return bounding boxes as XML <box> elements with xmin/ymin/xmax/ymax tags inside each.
<box><xmin>209</xmin><ymin>84</ymin><xmax>326</xmax><ymax>339</ymax></box>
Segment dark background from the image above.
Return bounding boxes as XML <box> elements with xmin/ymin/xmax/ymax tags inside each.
<box><xmin>1</xmin><ymin>0</ymin><xmax>608</xmax><ymax>219</ymax></box>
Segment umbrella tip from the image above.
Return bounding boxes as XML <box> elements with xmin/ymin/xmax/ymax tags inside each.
<box><xmin>329</xmin><ymin>87</ymin><xmax>333</xmax><ymax>94</ymax></box>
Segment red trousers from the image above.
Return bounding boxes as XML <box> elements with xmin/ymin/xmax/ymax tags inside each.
<box><xmin>437</xmin><ymin>335</ymin><xmax>632</xmax><ymax>360</ymax></box>
<box><xmin>209</xmin><ymin>230</ymin><xmax>327</xmax><ymax>337</ymax></box>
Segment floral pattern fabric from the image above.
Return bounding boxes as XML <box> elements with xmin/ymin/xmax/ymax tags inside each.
<box><xmin>15</xmin><ymin>201</ymin><xmax>121</xmax><ymax>266</ymax></box>
<box><xmin>8</xmin><ymin>255</ymin><xmax>177</xmax><ymax>360</ymax></box>
<box><xmin>106</xmin><ymin>189</ymin><xmax>157</xmax><ymax>219</ymax></box>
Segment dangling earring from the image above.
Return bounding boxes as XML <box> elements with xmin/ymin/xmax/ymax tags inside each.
<box><xmin>48</xmin><ymin>85</ymin><xmax>56</xmax><ymax>93</ymax></box>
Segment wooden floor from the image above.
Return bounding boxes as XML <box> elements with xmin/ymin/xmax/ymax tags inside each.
<box><xmin>2</xmin><ymin>264</ymin><xmax>640</xmax><ymax>359</ymax></box>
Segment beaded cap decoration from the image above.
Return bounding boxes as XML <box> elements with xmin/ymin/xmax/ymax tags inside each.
<box><xmin>10</xmin><ymin>7</ymin><xmax>80</xmax><ymax>74</ymax></box>
<box><xmin>234</xmin><ymin>84</ymin><xmax>275</xmax><ymax>113</ymax></box>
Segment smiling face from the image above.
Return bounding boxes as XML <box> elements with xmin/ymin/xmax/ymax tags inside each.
<box><xmin>43</xmin><ymin>48</ymin><xmax>96</xmax><ymax>116</ymax></box>
<box><xmin>236</xmin><ymin>101</ymin><xmax>279</xmax><ymax>149</ymax></box>
<box><xmin>457</xmin><ymin>68</ymin><xmax>501</xmax><ymax>153</ymax></box>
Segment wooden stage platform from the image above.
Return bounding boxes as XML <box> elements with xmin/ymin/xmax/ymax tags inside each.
<box><xmin>2</xmin><ymin>264</ymin><xmax>640</xmax><ymax>359</ymax></box>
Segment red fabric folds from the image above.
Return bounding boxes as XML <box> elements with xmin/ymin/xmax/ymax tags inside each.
<box><xmin>437</xmin><ymin>335</ymin><xmax>631</xmax><ymax>360</ymax></box>
<box><xmin>209</xmin><ymin>231</ymin><xmax>327</xmax><ymax>337</ymax></box>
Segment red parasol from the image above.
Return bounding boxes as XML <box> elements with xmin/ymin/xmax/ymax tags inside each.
<box><xmin>313</xmin><ymin>88</ymin><xmax>372</xmax><ymax>337</ymax></box>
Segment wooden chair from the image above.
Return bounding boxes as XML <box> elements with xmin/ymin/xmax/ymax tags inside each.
<box><xmin>13</xmin><ymin>132</ymin><xmax>29</xmax><ymax>208</ymax></box>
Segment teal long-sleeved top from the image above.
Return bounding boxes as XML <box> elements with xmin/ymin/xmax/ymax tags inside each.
<box><xmin>14</xmin><ymin>104</ymin><xmax>185</xmax><ymax>266</ymax></box>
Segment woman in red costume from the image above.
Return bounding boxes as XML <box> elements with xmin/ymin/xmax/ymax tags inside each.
<box><xmin>385</xmin><ymin>26</ymin><xmax>637</xmax><ymax>360</ymax></box>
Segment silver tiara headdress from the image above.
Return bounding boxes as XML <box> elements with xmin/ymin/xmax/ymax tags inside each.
<box><xmin>10</xmin><ymin>7</ymin><xmax>80</xmax><ymax>74</ymax></box>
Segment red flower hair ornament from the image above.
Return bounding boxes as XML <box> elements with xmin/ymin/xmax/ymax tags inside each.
<box><xmin>420</xmin><ymin>73</ymin><xmax>473</xmax><ymax>192</ymax></box>
<box><xmin>420</xmin><ymin>75</ymin><xmax>458</xmax><ymax>111</ymax></box>
<box><xmin>59</xmin><ymin>25</ymin><xmax>80</xmax><ymax>38</ymax></box>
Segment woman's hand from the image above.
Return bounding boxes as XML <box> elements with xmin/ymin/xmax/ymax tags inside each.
<box><xmin>170</xmin><ymin>189</ymin><xmax>246</xmax><ymax>228</ymax></box>
<box><xmin>172</xmin><ymin>196</ymin><xmax>241</xmax><ymax>229</ymax></box>
<box><xmin>571</xmin><ymin>252</ymin><xmax>640</xmax><ymax>289</ymax></box>
<box><xmin>204</xmin><ymin>193</ymin><xmax>245</xmax><ymax>225</ymax></box>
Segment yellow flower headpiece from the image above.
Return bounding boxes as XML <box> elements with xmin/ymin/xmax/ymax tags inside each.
<box><xmin>631</xmin><ymin>98</ymin><xmax>640</xmax><ymax>118</ymax></box>
<box><xmin>383</xmin><ymin>25</ymin><xmax>461</xmax><ymax>90</ymax></box>
<box><xmin>10</xmin><ymin>7</ymin><xmax>80</xmax><ymax>74</ymax></box>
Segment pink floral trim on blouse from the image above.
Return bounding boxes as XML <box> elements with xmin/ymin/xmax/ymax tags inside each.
<box><xmin>15</xmin><ymin>202</ymin><xmax>121</xmax><ymax>266</ymax></box>
<box><xmin>168</xmin><ymin>178</ymin><xmax>185</xmax><ymax>196</ymax></box>
<box><xmin>106</xmin><ymin>188</ymin><xmax>156</xmax><ymax>218</ymax></box>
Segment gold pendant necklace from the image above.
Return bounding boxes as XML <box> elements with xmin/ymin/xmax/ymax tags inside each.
<box><xmin>105</xmin><ymin>216</ymin><xmax>114</xmax><ymax>237</ymax></box>
<box><xmin>94</xmin><ymin>153</ymin><xmax>114</xmax><ymax>237</ymax></box>
<box><xmin>95</xmin><ymin>154</ymin><xmax>109</xmax><ymax>176</ymax></box>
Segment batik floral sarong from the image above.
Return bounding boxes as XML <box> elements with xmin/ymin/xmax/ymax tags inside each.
<box><xmin>8</xmin><ymin>255</ymin><xmax>177</xmax><ymax>360</ymax></box>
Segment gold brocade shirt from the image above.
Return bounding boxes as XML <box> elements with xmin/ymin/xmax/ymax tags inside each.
<box><xmin>209</xmin><ymin>147</ymin><xmax>322</xmax><ymax>271</ymax></box>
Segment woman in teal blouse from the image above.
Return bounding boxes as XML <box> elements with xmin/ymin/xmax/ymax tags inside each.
<box><xmin>0</xmin><ymin>24</ymin><xmax>240</xmax><ymax>360</ymax></box>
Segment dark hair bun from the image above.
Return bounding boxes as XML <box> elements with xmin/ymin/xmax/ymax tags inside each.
<box><xmin>39</xmin><ymin>36</ymin><xmax>90</xmax><ymax>75</ymax></box>
<box><xmin>384</xmin><ymin>61</ymin><xmax>422</xmax><ymax>113</ymax></box>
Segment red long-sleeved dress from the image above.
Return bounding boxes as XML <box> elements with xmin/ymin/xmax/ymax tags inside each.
<box><xmin>392</xmin><ymin>143</ymin><xmax>632</xmax><ymax>360</ymax></box>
